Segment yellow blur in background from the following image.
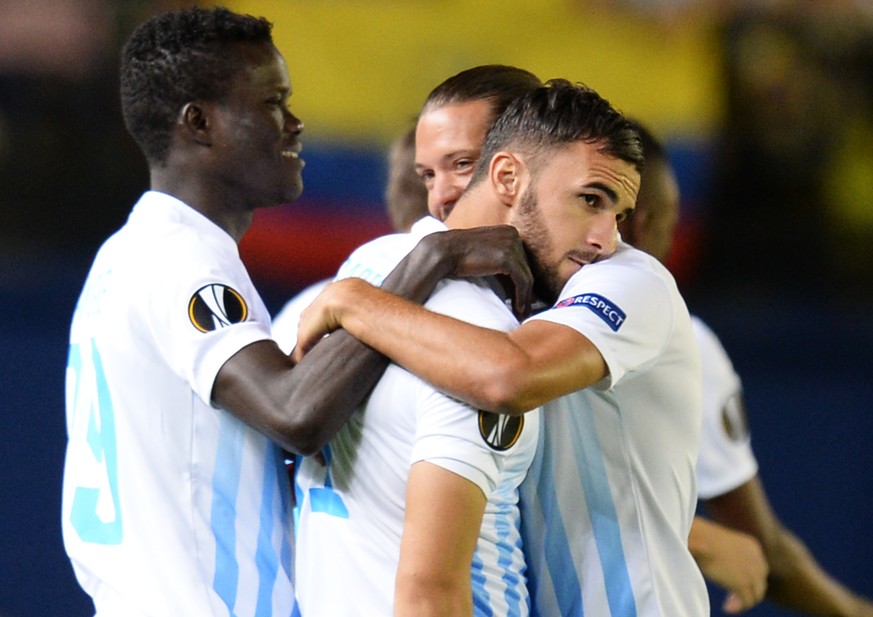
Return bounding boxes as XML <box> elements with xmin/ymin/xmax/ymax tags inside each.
<box><xmin>222</xmin><ymin>0</ymin><xmax>724</xmax><ymax>145</ymax></box>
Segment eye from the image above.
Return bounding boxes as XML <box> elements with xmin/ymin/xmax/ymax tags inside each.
<box><xmin>454</xmin><ymin>158</ymin><xmax>476</xmax><ymax>171</ymax></box>
<box><xmin>418</xmin><ymin>170</ymin><xmax>435</xmax><ymax>188</ymax></box>
<box><xmin>580</xmin><ymin>194</ymin><xmax>598</xmax><ymax>208</ymax></box>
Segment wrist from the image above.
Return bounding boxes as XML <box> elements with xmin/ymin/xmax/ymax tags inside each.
<box><xmin>416</xmin><ymin>231</ymin><xmax>457</xmax><ymax>280</ymax></box>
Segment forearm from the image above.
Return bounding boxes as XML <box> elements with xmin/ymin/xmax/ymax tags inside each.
<box><xmin>689</xmin><ymin>516</ymin><xmax>768</xmax><ymax>613</ymax></box>
<box><xmin>394</xmin><ymin>579</ymin><xmax>472</xmax><ymax>617</ymax></box>
<box><xmin>327</xmin><ymin>280</ymin><xmax>541</xmax><ymax>414</ymax></box>
<box><xmin>277</xmin><ymin>232</ymin><xmax>489</xmax><ymax>450</ymax></box>
<box><xmin>281</xmin><ymin>329</ymin><xmax>389</xmax><ymax>453</ymax></box>
<box><xmin>765</xmin><ymin>528</ymin><xmax>873</xmax><ymax>616</ymax></box>
<box><xmin>704</xmin><ymin>478</ymin><xmax>873</xmax><ymax>617</ymax></box>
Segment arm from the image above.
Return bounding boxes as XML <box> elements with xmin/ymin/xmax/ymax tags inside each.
<box><xmin>394</xmin><ymin>462</ymin><xmax>485</xmax><ymax>617</ymax></box>
<box><xmin>703</xmin><ymin>477</ymin><xmax>873</xmax><ymax>617</ymax></box>
<box><xmin>294</xmin><ymin>277</ymin><xmax>607</xmax><ymax>415</ymax></box>
<box><xmin>213</xmin><ymin>225</ymin><xmax>533</xmax><ymax>455</ymax></box>
<box><xmin>688</xmin><ymin>515</ymin><xmax>768</xmax><ymax>614</ymax></box>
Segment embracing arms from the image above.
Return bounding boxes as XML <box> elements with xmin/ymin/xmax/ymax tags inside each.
<box><xmin>212</xmin><ymin>226</ymin><xmax>533</xmax><ymax>455</ymax></box>
<box><xmin>294</xmin><ymin>277</ymin><xmax>608</xmax><ymax>416</ymax></box>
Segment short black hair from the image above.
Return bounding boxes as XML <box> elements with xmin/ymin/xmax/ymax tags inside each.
<box><xmin>120</xmin><ymin>6</ymin><xmax>273</xmax><ymax>165</ymax></box>
<box><xmin>421</xmin><ymin>65</ymin><xmax>542</xmax><ymax>133</ymax></box>
<box><xmin>469</xmin><ymin>79</ymin><xmax>644</xmax><ymax>187</ymax></box>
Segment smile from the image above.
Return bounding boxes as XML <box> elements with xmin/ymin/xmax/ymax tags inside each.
<box><xmin>281</xmin><ymin>142</ymin><xmax>303</xmax><ymax>160</ymax></box>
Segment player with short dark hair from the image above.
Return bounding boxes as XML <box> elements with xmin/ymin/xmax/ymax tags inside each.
<box><xmin>61</xmin><ymin>8</ymin><xmax>534</xmax><ymax>616</ymax></box>
<box><xmin>292</xmin><ymin>78</ymin><xmax>647</xmax><ymax>616</ymax></box>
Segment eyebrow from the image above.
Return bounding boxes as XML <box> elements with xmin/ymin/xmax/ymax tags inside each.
<box><xmin>584</xmin><ymin>181</ymin><xmax>619</xmax><ymax>204</ymax></box>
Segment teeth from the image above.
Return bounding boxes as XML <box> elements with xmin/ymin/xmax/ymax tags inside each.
<box><xmin>281</xmin><ymin>150</ymin><xmax>298</xmax><ymax>159</ymax></box>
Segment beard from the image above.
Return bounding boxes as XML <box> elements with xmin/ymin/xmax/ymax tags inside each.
<box><xmin>511</xmin><ymin>187</ymin><xmax>563</xmax><ymax>305</ymax></box>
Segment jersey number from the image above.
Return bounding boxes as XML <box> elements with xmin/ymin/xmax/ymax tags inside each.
<box><xmin>67</xmin><ymin>342</ymin><xmax>123</xmax><ymax>544</ymax></box>
<box><xmin>306</xmin><ymin>446</ymin><xmax>349</xmax><ymax>518</ymax></box>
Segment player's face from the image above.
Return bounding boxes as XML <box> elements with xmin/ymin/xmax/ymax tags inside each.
<box><xmin>415</xmin><ymin>99</ymin><xmax>492</xmax><ymax>221</ymax></box>
<box><xmin>209</xmin><ymin>42</ymin><xmax>304</xmax><ymax>209</ymax></box>
<box><xmin>511</xmin><ymin>141</ymin><xmax>640</xmax><ymax>303</ymax></box>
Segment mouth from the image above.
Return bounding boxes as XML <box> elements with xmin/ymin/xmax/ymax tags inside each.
<box><xmin>281</xmin><ymin>143</ymin><xmax>303</xmax><ymax>162</ymax></box>
<box><xmin>567</xmin><ymin>255</ymin><xmax>590</xmax><ymax>269</ymax></box>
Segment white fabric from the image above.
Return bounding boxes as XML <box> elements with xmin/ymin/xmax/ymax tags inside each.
<box><xmin>62</xmin><ymin>191</ymin><xmax>294</xmax><ymax>617</ymax></box>
<box><xmin>292</xmin><ymin>217</ymin><xmax>539</xmax><ymax>617</ymax></box>
<box><xmin>519</xmin><ymin>242</ymin><xmax>708</xmax><ymax>617</ymax></box>
<box><xmin>692</xmin><ymin>316</ymin><xmax>758</xmax><ymax>500</ymax></box>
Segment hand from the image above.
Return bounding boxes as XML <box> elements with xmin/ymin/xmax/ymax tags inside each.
<box><xmin>291</xmin><ymin>279</ymin><xmax>356</xmax><ymax>362</ymax></box>
<box><xmin>690</xmin><ymin>517</ymin><xmax>768</xmax><ymax>614</ymax></box>
<box><xmin>422</xmin><ymin>226</ymin><xmax>533</xmax><ymax>319</ymax></box>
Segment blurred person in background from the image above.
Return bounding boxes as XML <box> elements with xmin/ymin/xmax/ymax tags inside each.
<box><xmin>619</xmin><ymin>119</ymin><xmax>873</xmax><ymax>617</ymax></box>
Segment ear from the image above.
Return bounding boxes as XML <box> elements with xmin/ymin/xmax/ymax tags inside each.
<box><xmin>179</xmin><ymin>102</ymin><xmax>212</xmax><ymax>147</ymax></box>
<box><xmin>489</xmin><ymin>151</ymin><xmax>524</xmax><ymax>206</ymax></box>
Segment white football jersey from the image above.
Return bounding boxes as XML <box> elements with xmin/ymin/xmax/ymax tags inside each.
<box><xmin>692</xmin><ymin>316</ymin><xmax>758</xmax><ymax>500</ymax></box>
<box><xmin>62</xmin><ymin>191</ymin><xmax>294</xmax><ymax>617</ymax></box>
<box><xmin>293</xmin><ymin>217</ymin><xmax>539</xmax><ymax>616</ymax></box>
<box><xmin>519</xmin><ymin>242</ymin><xmax>708</xmax><ymax>617</ymax></box>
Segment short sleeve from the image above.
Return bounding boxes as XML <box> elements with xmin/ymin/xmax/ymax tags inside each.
<box><xmin>409</xmin><ymin>278</ymin><xmax>534</xmax><ymax>496</ymax></box>
<box><xmin>145</xmin><ymin>244</ymin><xmax>272</xmax><ymax>406</ymax></box>
<box><xmin>692</xmin><ymin>317</ymin><xmax>759</xmax><ymax>499</ymax></box>
<box><xmin>527</xmin><ymin>256</ymin><xmax>674</xmax><ymax>389</ymax></box>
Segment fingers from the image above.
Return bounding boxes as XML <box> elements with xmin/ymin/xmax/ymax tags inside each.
<box><xmin>511</xmin><ymin>270</ymin><xmax>533</xmax><ymax>319</ymax></box>
<box><xmin>722</xmin><ymin>592</ymin><xmax>745</xmax><ymax>614</ymax></box>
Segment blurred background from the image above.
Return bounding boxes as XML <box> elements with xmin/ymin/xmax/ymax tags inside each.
<box><xmin>1</xmin><ymin>0</ymin><xmax>871</xmax><ymax>615</ymax></box>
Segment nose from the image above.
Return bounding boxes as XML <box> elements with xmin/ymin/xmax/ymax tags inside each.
<box><xmin>284</xmin><ymin>109</ymin><xmax>303</xmax><ymax>135</ymax></box>
<box><xmin>589</xmin><ymin>214</ymin><xmax>618</xmax><ymax>256</ymax></box>
<box><xmin>427</xmin><ymin>173</ymin><xmax>463</xmax><ymax>221</ymax></box>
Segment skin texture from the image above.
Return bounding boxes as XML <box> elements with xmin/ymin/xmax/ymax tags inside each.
<box><xmin>395</xmin><ymin>462</ymin><xmax>484</xmax><ymax>617</ymax></box>
<box><xmin>415</xmin><ymin>99</ymin><xmax>492</xmax><ymax>221</ymax></box>
<box><xmin>620</xmin><ymin>125</ymin><xmax>873</xmax><ymax>617</ymax></box>
<box><xmin>688</xmin><ymin>516</ymin><xmax>769</xmax><ymax>613</ymax></box>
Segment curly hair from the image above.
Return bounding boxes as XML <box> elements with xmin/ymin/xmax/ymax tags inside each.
<box><xmin>120</xmin><ymin>6</ymin><xmax>273</xmax><ymax>165</ymax></box>
<box><xmin>469</xmin><ymin>79</ymin><xmax>644</xmax><ymax>188</ymax></box>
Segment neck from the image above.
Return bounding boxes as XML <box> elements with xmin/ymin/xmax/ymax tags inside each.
<box><xmin>443</xmin><ymin>186</ymin><xmax>508</xmax><ymax>230</ymax></box>
<box><xmin>150</xmin><ymin>168</ymin><xmax>252</xmax><ymax>243</ymax></box>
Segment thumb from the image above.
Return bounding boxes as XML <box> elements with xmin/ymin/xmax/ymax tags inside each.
<box><xmin>722</xmin><ymin>592</ymin><xmax>745</xmax><ymax>614</ymax></box>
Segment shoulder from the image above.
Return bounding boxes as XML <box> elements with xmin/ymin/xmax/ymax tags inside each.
<box><xmin>426</xmin><ymin>278</ymin><xmax>518</xmax><ymax>332</ymax></box>
<box><xmin>336</xmin><ymin>231</ymin><xmax>417</xmax><ymax>286</ymax></box>
<box><xmin>570</xmin><ymin>243</ymin><xmax>671</xmax><ymax>287</ymax></box>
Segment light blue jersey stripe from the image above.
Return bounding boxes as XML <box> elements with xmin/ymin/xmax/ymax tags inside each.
<box><xmin>495</xmin><ymin>504</ymin><xmax>524</xmax><ymax>617</ymax></box>
<box><xmin>472</xmin><ymin>550</ymin><xmax>493</xmax><ymax>617</ymax></box>
<box><xmin>536</xmin><ymin>424</ymin><xmax>583</xmax><ymax>617</ymax></box>
<box><xmin>211</xmin><ymin>414</ymin><xmax>245</xmax><ymax>614</ymax></box>
<box><xmin>568</xmin><ymin>408</ymin><xmax>636</xmax><ymax>617</ymax></box>
<box><xmin>254</xmin><ymin>445</ymin><xmax>281</xmax><ymax>617</ymax></box>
